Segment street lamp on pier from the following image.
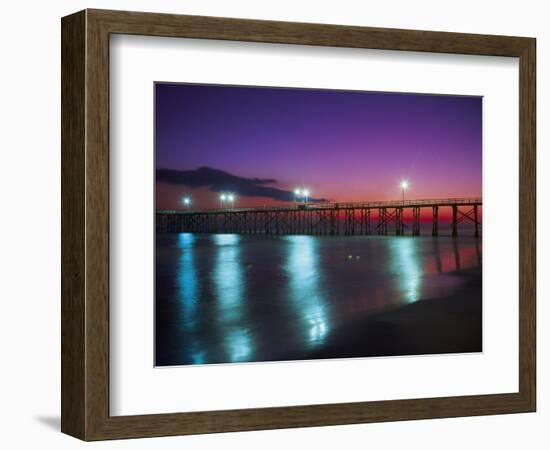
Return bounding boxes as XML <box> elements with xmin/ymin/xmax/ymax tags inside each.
<box><xmin>303</xmin><ymin>189</ymin><xmax>310</xmax><ymax>204</ymax></box>
<box><xmin>400</xmin><ymin>180</ymin><xmax>408</xmax><ymax>205</ymax></box>
<box><xmin>219</xmin><ymin>193</ymin><xmax>236</xmax><ymax>209</ymax></box>
<box><xmin>294</xmin><ymin>187</ymin><xmax>310</xmax><ymax>204</ymax></box>
<box><xmin>227</xmin><ymin>193</ymin><xmax>235</xmax><ymax>209</ymax></box>
<box><xmin>182</xmin><ymin>196</ymin><xmax>191</xmax><ymax>209</ymax></box>
<box><xmin>294</xmin><ymin>188</ymin><xmax>301</xmax><ymax>203</ymax></box>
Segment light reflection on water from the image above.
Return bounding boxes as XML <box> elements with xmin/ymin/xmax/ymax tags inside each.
<box><xmin>284</xmin><ymin>236</ymin><xmax>329</xmax><ymax>347</ymax></box>
<box><xmin>389</xmin><ymin>238</ymin><xmax>422</xmax><ymax>303</ymax></box>
<box><xmin>155</xmin><ymin>234</ymin><xmax>482</xmax><ymax>366</ymax></box>
<box><xmin>176</xmin><ymin>233</ymin><xmax>197</xmax><ymax>322</ymax></box>
<box><xmin>212</xmin><ymin>234</ymin><xmax>253</xmax><ymax>363</ymax></box>
<box><xmin>174</xmin><ymin>233</ymin><xmax>205</xmax><ymax>365</ymax></box>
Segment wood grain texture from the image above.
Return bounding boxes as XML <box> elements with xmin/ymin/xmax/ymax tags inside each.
<box><xmin>61</xmin><ymin>8</ymin><xmax>536</xmax><ymax>441</ymax></box>
<box><xmin>89</xmin><ymin>8</ymin><xmax>532</xmax><ymax>56</ymax></box>
<box><xmin>518</xmin><ymin>39</ymin><xmax>536</xmax><ymax>409</ymax></box>
<box><xmin>61</xmin><ymin>10</ymin><xmax>86</xmax><ymax>439</ymax></box>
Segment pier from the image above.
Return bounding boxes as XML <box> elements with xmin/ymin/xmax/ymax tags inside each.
<box><xmin>156</xmin><ymin>197</ymin><xmax>481</xmax><ymax>237</ymax></box>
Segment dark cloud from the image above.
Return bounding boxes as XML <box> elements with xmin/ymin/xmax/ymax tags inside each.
<box><xmin>156</xmin><ymin>167</ymin><xmax>327</xmax><ymax>203</ymax></box>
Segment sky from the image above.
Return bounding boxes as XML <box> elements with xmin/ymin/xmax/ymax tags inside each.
<box><xmin>155</xmin><ymin>83</ymin><xmax>482</xmax><ymax>210</ymax></box>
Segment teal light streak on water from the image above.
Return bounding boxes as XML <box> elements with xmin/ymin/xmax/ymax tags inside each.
<box><xmin>212</xmin><ymin>234</ymin><xmax>254</xmax><ymax>363</ymax></box>
<box><xmin>389</xmin><ymin>238</ymin><xmax>423</xmax><ymax>303</ymax></box>
<box><xmin>284</xmin><ymin>236</ymin><xmax>329</xmax><ymax>348</ymax></box>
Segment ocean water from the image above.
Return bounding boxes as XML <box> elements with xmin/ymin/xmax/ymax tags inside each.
<box><xmin>155</xmin><ymin>233</ymin><xmax>482</xmax><ymax>366</ymax></box>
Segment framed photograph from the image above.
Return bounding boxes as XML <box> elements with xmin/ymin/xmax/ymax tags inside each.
<box><xmin>61</xmin><ymin>9</ymin><xmax>536</xmax><ymax>440</ymax></box>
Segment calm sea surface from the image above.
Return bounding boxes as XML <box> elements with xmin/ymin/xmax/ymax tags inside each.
<box><xmin>155</xmin><ymin>233</ymin><xmax>482</xmax><ymax>366</ymax></box>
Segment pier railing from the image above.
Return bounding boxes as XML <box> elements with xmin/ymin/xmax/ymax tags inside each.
<box><xmin>158</xmin><ymin>197</ymin><xmax>482</xmax><ymax>215</ymax></box>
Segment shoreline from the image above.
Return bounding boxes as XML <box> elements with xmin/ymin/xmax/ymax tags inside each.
<box><xmin>285</xmin><ymin>268</ymin><xmax>482</xmax><ymax>361</ymax></box>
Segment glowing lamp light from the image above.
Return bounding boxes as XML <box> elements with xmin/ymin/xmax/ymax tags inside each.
<box><xmin>227</xmin><ymin>194</ymin><xmax>235</xmax><ymax>202</ymax></box>
<box><xmin>293</xmin><ymin>187</ymin><xmax>310</xmax><ymax>203</ymax></box>
<box><xmin>182</xmin><ymin>197</ymin><xmax>191</xmax><ymax>206</ymax></box>
<box><xmin>220</xmin><ymin>194</ymin><xmax>227</xmax><ymax>201</ymax></box>
<box><xmin>400</xmin><ymin>180</ymin><xmax>409</xmax><ymax>206</ymax></box>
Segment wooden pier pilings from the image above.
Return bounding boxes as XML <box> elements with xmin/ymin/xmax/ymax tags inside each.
<box><xmin>157</xmin><ymin>198</ymin><xmax>482</xmax><ymax>237</ymax></box>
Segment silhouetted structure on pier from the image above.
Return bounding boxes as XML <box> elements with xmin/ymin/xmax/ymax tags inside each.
<box><xmin>156</xmin><ymin>198</ymin><xmax>481</xmax><ymax>237</ymax></box>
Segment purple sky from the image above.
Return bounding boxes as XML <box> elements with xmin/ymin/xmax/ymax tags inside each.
<box><xmin>155</xmin><ymin>83</ymin><xmax>482</xmax><ymax>210</ymax></box>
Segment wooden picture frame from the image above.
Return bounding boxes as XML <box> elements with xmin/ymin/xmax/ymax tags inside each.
<box><xmin>61</xmin><ymin>9</ymin><xmax>536</xmax><ymax>441</ymax></box>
